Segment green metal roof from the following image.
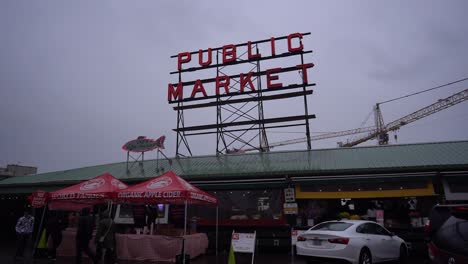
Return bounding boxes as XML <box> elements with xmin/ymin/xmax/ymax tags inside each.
<box><xmin>1</xmin><ymin>140</ymin><xmax>467</xmax><ymax>193</ymax></box>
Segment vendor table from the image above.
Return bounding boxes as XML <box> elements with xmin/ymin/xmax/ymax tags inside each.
<box><xmin>57</xmin><ymin>228</ymin><xmax>209</xmax><ymax>262</ymax></box>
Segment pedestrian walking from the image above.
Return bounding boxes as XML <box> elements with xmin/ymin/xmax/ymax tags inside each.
<box><xmin>46</xmin><ymin>210</ymin><xmax>64</xmax><ymax>262</ymax></box>
<box><xmin>76</xmin><ymin>208</ymin><xmax>97</xmax><ymax>264</ymax></box>
<box><xmin>95</xmin><ymin>210</ymin><xmax>116</xmax><ymax>264</ymax></box>
<box><xmin>14</xmin><ymin>208</ymin><xmax>35</xmax><ymax>261</ymax></box>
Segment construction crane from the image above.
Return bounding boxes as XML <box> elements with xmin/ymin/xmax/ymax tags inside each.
<box><xmin>342</xmin><ymin>88</ymin><xmax>468</xmax><ymax>147</ymax></box>
<box><xmin>239</xmin><ymin>88</ymin><xmax>468</xmax><ymax>152</ymax></box>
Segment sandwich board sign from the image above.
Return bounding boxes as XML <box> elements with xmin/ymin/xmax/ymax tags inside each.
<box><xmin>231</xmin><ymin>231</ymin><xmax>256</xmax><ymax>264</ymax></box>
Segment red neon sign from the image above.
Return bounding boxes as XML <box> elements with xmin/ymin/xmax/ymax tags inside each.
<box><xmin>168</xmin><ymin>33</ymin><xmax>313</xmax><ymax>103</ymax></box>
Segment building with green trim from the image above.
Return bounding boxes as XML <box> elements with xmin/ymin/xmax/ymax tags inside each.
<box><xmin>1</xmin><ymin>140</ymin><xmax>467</xmax><ymax>249</ymax></box>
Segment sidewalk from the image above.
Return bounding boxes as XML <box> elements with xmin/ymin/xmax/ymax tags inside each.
<box><xmin>0</xmin><ymin>245</ymin><xmax>307</xmax><ymax>264</ymax></box>
<box><xmin>1</xmin><ymin>244</ymin><xmax>428</xmax><ymax>264</ymax></box>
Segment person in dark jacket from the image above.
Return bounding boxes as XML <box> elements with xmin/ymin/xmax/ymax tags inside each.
<box><xmin>95</xmin><ymin>209</ymin><xmax>116</xmax><ymax>264</ymax></box>
<box><xmin>76</xmin><ymin>208</ymin><xmax>97</xmax><ymax>264</ymax></box>
<box><xmin>46</xmin><ymin>211</ymin><xmax>63</xmax><ymax>261</ymax></box>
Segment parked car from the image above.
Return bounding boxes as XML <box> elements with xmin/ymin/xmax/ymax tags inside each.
<box><xmin>296</xmin><ymin>220</ymin><xmax>408</xmax><ymax>264</ymax></box>
<box><xmin>426</xmin><ymin>204</ymin><xmax>468</xmax><ymax>264</ymax></box>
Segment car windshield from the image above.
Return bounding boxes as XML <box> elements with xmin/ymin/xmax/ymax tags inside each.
<box><xmin>310</xmin><ymin>222</ymin><xmax>353</xmax><ymax>231</ymax></box>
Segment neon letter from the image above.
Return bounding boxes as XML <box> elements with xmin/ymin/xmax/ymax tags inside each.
<box><xmin>270</xmin><ymin>37</ymin><xmax>276</xmax><ymax>56</ymax></box>
<box><xmin>287</xmin><ymin>33</ymin><xmax>304</xmax><ymax>52</ymax></box>
<box><xmin>266</xmin><ymin>68</ymin><xmax>283</xmax><ymax>89</ymax></box>
<box><xmin>296</xmin><ymin>63</ymin><xmax>314</xmax><ymax>84</ymax></box>
<box><xmin>247</xmin><ymin>41</ymin><xmax>261</xmax><ymax>60</ymax></box>
<box><xmin>215</xmin><ymin>76</ymin><xmax>230</xmax><ymax>95</ymax></box>
<box><xmin>167</xmin><ymin>83</ymin><xmax>183</xmax><ymax>101</ymax></box>
<box><xmin>198</xmin><ymin>48</ymin><xmax>212</xmax><ymax>67</ymax></box>
<box><xmin>222</xmin><ymin>44</ymin><xmax>237</xmax><ymax>64</ymax></box>
<box><xmin>240</xmin><ymin>72</ymin><xmax>255</xmax><ymax>92</ymax></box>
<box><xmin>177</xmin><ymin>52</ymin><xmax>191</xmax><ymax>71</ymax></box>
<box><xmin>191</xmin><ymin>80</ymin><xmax>208</xmax><ymax>98</ymax></box>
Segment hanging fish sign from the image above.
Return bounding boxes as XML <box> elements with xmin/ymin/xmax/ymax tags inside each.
<box><xmin>122</xmin><ymin>136</ymin><xmax>165</xmax><ymax>153</ymax></box>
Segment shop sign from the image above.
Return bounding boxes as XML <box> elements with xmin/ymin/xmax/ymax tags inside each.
<box><xmin>283</xmin><ymin>202</ymin><xmax>298</xmax><ymax>215</ymax></box>
<box><xmin>122</xmin><ymin>136</ymin><xmax>165</xmax><ymax>153</ymax></box>
<box><xmin>284</xmin><ymin>187</ymin><xmax>295</xmax><ymax>202</ymax></box>
<box><xmin>231</xmin><ymin>232</ymin><xmax>256</xmax><ymax>253</ymax></box>
<box><xmin>31</xmin><ymin>190</ymin><xmax>47</xmax><ymax>208</ymax></box>
<box><xmin>291</xmin><ymin>229</ymin><xmax>306</xmax><ymax>245</ymax></box>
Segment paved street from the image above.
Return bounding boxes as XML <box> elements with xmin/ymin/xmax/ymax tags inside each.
<box><xmin>1</xmin><ymin>243</ymin><xmax>429</xmax><ymax>264</ymax></box>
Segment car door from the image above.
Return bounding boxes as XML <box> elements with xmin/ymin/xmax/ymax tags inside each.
<box><xmin>356</xmin><ymin>223</ymin><xmax>385</xmax><ymax>261</ymax></box>
<box><xmin>373</xmin><ymin>223</ymin><xmax>400</xmax><ymax>260</ymax></box>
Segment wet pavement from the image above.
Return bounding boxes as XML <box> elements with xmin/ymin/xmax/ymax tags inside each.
<box><xmin>1</xmin><ymin>246</ymin><xmax>429</xmax><ymax>264</ymax></box>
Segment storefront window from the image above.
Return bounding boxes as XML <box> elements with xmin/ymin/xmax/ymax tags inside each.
<box><xmin>188</xmin><ymin>189</ymin><xmax>285</xmax><ymax>226</ymax></box>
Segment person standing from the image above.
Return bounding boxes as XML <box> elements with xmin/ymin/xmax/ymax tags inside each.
<box><xmin>95</xmin><ymin>210</ymin><xmax>116</xmax><ymax>264</ymax></box>
<box><xmin>367</xmin><ymin>203</ymin><xmax>377</xmax><ymax>222</ymax></box>
<box><xmin>76</xmin><ymin>208</ymin><xmax>97</xmax><ymax>264</ymax></box>
<box><xmin>46</xmin><ymin>211</ymin><xmax>63</xmax><ymax>262</ymax></box>
<box><xmin>15</xmin><ymin>208</ymin><xmax>35</xmax><ymax>261</ymax></box>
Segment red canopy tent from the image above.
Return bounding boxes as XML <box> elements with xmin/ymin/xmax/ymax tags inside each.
<box><xmin>116</xmin><ymin>170</ymin><xmax>219</xmax><ymax>257</ymax></box>
<box><xmin>116</xmin><ymin>170</ymin><xmax>217</xmax><ymax>205</ymax></box>
<box><xmin>48</xmin><ymin>172</ymin><xmax>128</xmax><ymax>211</ymax></box>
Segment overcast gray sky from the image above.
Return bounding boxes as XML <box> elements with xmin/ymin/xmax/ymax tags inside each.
<box><xmin>1</xmin><ymin>0</ymin><xmax>468</xmax><ymax>173</ymax></box>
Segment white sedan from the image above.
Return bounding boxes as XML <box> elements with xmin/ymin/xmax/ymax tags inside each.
<box><xmin>296</xmin><ymin>220</ymin><xmax>408</xmax><ymax>264</ymax></box>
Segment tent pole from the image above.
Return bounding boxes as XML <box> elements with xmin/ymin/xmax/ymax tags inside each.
<box><xmin>109</xmin><ymin>201</ymin><xmax>114</xmax><ymax>218</ymax></box>
<box><xmin>183</xmin><ymin>199</ymin><xmax>188</xmax><ymax>264</ymax></box>
<box><xmin>216</xmin><ymin>205</ymin><xmax>218</xmax><ymax>256</ymax></box>
<box><xmin>184</xmin><ymin>200</ymin><xmax>187</xmax><ymax>236</ymax></box>
<box><xmin>32</xmin><ymin>203</ymin><xmax>48</xmax><ymax>258</ymax></box>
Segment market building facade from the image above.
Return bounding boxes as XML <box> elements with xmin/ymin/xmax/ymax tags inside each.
<box><xmin>0</xmin><ymin>140</ymin><xmax>467</xmax><ymax>251</ymax></box>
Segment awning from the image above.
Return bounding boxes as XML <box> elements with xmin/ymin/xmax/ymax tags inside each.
<box><xmin>116</xmin><ymin>171</ymin><xmax>218</xmax><ymax>205</ymax></box>
<box><xmin>295</xmin><ymin>180</ymin><xmax>436</xmax><ymax>199</ymax></box>
<box><xmin>48</xmin><ymin>173</ymin><xmax>128</xmax><ymax>210</ymax></box>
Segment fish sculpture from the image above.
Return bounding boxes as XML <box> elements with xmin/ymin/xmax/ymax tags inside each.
<box><xmin>122</xmin><ymin>136</ymin><xmax>165</xmax><ymax>153</ymax></box>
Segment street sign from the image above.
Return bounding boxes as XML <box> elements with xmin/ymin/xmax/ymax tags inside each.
<box><xmin>283</xmin><ymin>203</ymin><xmax>298</xmax><ymax>215</ymax></box>
<box><xmin>284</xmin><ymin>187</ymin><xmax>295</xmax><ymax>202</ymax></box>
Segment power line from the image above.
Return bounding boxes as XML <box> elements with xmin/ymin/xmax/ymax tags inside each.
<box><xmin>379</xmin><ymin>76</ymin><xmax>468</xmax><ymax>105</ymax></box>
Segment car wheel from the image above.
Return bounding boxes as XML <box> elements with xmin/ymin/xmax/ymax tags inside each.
<box><xmin>359</xmin><ymin>248</ymin><xmax>372</xmax><ymax>264</ymax></box>
<box><xmin>398</xmin><ymin>244</ymin><xmax>408</xmax><ymax>264</ymax></box>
